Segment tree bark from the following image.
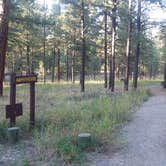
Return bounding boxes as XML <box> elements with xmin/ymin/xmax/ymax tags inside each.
<box><xmin>125</xmin><ymin>0</ymin><xmax>132</xmax><ymax>91</ymax></box>
<box><xmin>43</xmin><ymin>0</ymin><xmax>46</xmax><ymax>83</ymax></box>
<box><xmin>26</xmin><ymin>33</ymin><xmax>30</xmax><ymax>74</ymax></box>
<box><xmin>110</xmin><ymin>0</ymin><xmax>117</xmax><ymax>92</ymax></box>
<box><xmin>109</xmin><ymin>54</ymin><xmax>112</xmax><ymax>89</ymax></box>
<box><xmin>66</xmin><ymin>50</ymin><xmax>69</xmax><ymax>81</ymax></box>
<box><xmin>133</xmin><ymin>0</ymin><xmax>141</xmax><ymax>90</ymax></box>
<box><xmin>57</xmin><ymin>48</ymin><xmax>61</xmax><ymax>82</ymax></box>
<box><xmin>80</xmin><ymin>0</ymin><xmax>86</xmax><ymax>92</ymax></box>
<box><xmin>104</xmin><ymin>8</ymin><xmax>108</xmax><ymax>88</ymax></box>
<box><xmin>163</xmin><ymin>63</ymin><xmax>166</xmax><ymax>88</ymax></box>
<box><xmin>71</xmin><ymin>50</ymin><xmax>75</xmax><ymax>83</ymax></box>
<box><xmin>71</xmin><ymin>30</ymin><xmax>76</xmax><ymax>84</ymax></box>
<box><xmin>0</xmin><ymin>0</ymin><xmax>10</xmax><ymax>96</ymax></box>
<box><xmin>51</xmin><ymin>45</ymin><xmax>56</xmax><ymax>82</ymax></box>
<box><xmin>149</xmin><ymin>63</ymin><xmax>153</xmax><ymax>80</ymax></box>
<box><xmin>31</xmin><ymin>47</ymin><xmax>34</xmax><ymax>73</ymax></box>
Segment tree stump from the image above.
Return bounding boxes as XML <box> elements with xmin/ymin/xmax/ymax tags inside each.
<box><xmin>78</xmin><ymin>133</ymin><xmax>91</xmax><ymax>149</ymax></box>
<box><xmin>7</xmin><ymin>127</ymin><xmax>20</xmax><ymax>144</ymax></box>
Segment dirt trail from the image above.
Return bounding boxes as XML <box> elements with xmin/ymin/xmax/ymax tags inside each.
<box><xmin>89</xmin><ymin>86</ymin><xmax>166</xmax><ymax>166</ymax></box>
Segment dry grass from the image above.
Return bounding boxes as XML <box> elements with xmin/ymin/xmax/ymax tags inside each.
<box><xmin>0</xmin><ymin>82</ymin><xmax>150</xmax><ymax>165</ymax></box>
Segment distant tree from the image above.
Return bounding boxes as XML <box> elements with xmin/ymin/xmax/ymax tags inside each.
<box><xmin>132</xmin><ymin>0</ymin><xmax>162</xmax><ymax>89</ymax></box>
<box><xmin>80</xmin><ymin>0</ymin><xmax>86</xmax><ymax>92</ymax></box>
<box><xmin>104</xmin><ymin>1</ymin><xmax>108</xmax><ymax>88</ymax></box>
<box><xmin>109</xmin><ymin>0</ymin><xmax>117</xmax><ymax>92</ymax></box>
<box><xmin>125</xmin><ymin>0</ymin><xmax>132</xmax><ymax>91</ymax></box>
<box><xmin>133</xmin><ymin>0</ymin><xmax>141</xmax><ymax>90</ymax></box>
<box><xmin>159</xmin><ymin>24</ymin><xmax>166</xmax><ymax>87</ymax></box>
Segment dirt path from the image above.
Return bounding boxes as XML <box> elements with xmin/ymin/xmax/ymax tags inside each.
<box><xmin>89</xmin><ymin>86</ymin><xmax>166</xmax><ymax>166</ymax></box>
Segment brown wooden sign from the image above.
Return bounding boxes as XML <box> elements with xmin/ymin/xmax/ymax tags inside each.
<box><xmin>7</xmin><ymin>73</ymin><xmax>37</xmax><ymax>128</ymax></box>
<box><xmin>15</xmin><ymin>75</ymin><xmax>37</xmax><ymax>84</ymax></box>
<box><xmin>6</xmin><ymin>103</ymin><xmax>23</xmax><ymax>119</ymax></box>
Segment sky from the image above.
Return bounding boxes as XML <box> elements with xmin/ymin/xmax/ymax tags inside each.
<box><xmin>37</xmin><ymin>0</ymin><xmax>166</xmax><ymax>21</ymax></box>
<box><xmin>37</xmin><ymin>0</ymin><xmax>58</xmax><ymax>8</ymax></box>
<box><xmin>0</xmin><ymin>0</ymin><xmax>166</xmax><ymax>21</ymax></box>
<box><xmin>149</xmin><ymin>4</ymin><xmax>166</xmax><ymax>22</ymax></box>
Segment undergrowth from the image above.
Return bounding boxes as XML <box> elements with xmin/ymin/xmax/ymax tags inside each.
<box><xmin>32</xmin><ymin>87</ymin><xmax>149</xmax><ymax>164</ymax></box>
<box><xmin>0</xmin><ymin>84</ymin><xmax>150</xmax><ymax>165</ymax></box>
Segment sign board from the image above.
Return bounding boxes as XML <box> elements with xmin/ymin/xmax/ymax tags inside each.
<box><xmin>15</xmin><ymin>75</ymin><xmax>37</xmax><ymax>84</ymax></box>
<box><xmin>6</xmin><ymin>103</ymin><xmax>23</xmax><ymax>119</ymax></box>
<box><xmin>6</xmin><ymin>73</ymin><xmax>37</xmax><ymax>128</ymax></box>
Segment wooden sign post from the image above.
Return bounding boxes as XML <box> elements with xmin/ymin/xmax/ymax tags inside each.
<box><xmin>9</xmin><ymin>73</ymin><xmax>16</xmax><ymax>126</ymax></box>
<box><xmin>6</xmin><ymin>73</ymin><xmax>37</xmax><ymax>128</ymax></box>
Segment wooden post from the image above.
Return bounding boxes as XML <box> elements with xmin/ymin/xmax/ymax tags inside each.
<box><xmin>7</xmin><ymin>127</ymin><xmax>20</xmax><ymax>144</ymax></box>
<box><xmin>78</xmin><ymin>133</ymin><xmax>91</xmax><ymax>149</ymax></box>
<box><xmin>7</xmin><ymin>73</ymin><xmax>37</xmax><ymax>128</ymax></box>
<box><xmin>30</xmin><ymin>82</ymin><xmax>35</xmax><ymax>128</ymax></box>
<box><xmin>10</xmin><ymin>73</ymin><xmax>16</xmax><ymax>127</ymax></box>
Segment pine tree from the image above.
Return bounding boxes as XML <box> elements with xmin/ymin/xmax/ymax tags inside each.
<box><xmin>0</xmin><ymin>0</ymin><xmax>10</xmax><ymax>96</ymax></box>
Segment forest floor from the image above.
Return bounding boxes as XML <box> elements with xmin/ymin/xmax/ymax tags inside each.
<box><xmin>88</xmin><ymin>86</ymin><xmax>166</xmax><ymax>166</ymax></box>
<box><xmin>0</xmin><ymin>82</ymin><xmax>161</xmax><ymax>166</ymax></box>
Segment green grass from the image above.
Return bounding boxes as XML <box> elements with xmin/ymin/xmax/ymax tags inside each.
<box><xmin>138</xmin><ymin>80</ymin><xmax>161</xmax><ymax>86</ymax></box>
<box><xmin>0</xmin><ymin>82</ymin><xmax>150</xmax><ymax>165</ymax></box>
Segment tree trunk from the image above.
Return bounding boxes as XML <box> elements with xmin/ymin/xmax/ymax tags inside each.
<box><xmin>51</xmin><ymin>45</ymin><xmax>56</xmax><ymax>82</ymax></box>
<box><xmin>71</xmin><ymin>30</ymin><xmax>76</xmax><ymax>84</ymax></box>
<box><xmin>94</xmin><ymin>73</ymin><xmax>96</xmax><ymax>80</ymax></box>
<box><xmin>26</xmin><ymin>33</ymin><xmax>30</xmax><ymax>74</ymax></box>
<box><xmin>57</xmin><ymin>48</ymin><xmax>61</xmax><ymax>82</ymax></box>
<box><xmin>43</xmin><ymin>28</ymin><xmax>46</xmax><ymax>83</ymax></box>
<box><xmin>104</xmin><ymin>8</ymin><xmax>108</xmax><ymax>88</ymax></box>
<box><xmin>19</xmin><ymin>47</ymin><xmax>23</xmax><ymax>74</ymax></box>
<box><xmin>43</xmin><ymin>0</ymin><xmax>46</xmax><ymax>83</ymax></box>
<box><xmin>80</xmin><ymin>0</ymin><xmax>86</xmax><ymax>92</ymax></box>
<box><xmin>66</xmin><ymin>50</ymin><xmax>69</xmax><ymax>81</ymax></box>
<box><xmin>163</xmin><ymin>63</ymin><xmax>166</xmax><ymax>88</ymax></box>
<box><xmin>12</xmin><ymin>54</ymin><xmax>15</xmax><ymax>72</ymax></box>
<box><xmin>31</xmin><ymin>47</ymin><xmax>34</xmax><ymax>73</ymax></box>
<box><xmin>71</xmin><ymin>50</ymin><xmax>75</xmax><ymax>83</ymax></box>
<box><xmin>109</xmin><ymin>55</ymin><xmax>112</xmax><ymax>89</ymax></box>
<box><xmin>117</xmin><ymin>65</ymin><xmax>120</xmax><ymax>79</ymax></box>
<box><xmin>125</xmin><ymin>0</ymin><xmax>132</xmax><ymax>91</ymax></box>
<box><xmin>149</xmin><ymin>64</ymin><xmax>153</xmax><ymax>80</ymax></box>
<box><xmin>0</xmin><ymin>0</ymin><xmax>10</xmax><ymax>96</ymax></box>
<box><xmin>133</xmin><ymin>0</ymin><xmax>141</xmax><ymax>90</ymax></box>
<box><xmin>110</xmin><ymin>0</ymin><xmax>117</xmax><ymax>92</ymax></box>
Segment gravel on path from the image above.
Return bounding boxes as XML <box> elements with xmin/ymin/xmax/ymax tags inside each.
<box><xmin>89</xmin><ymin>86</ymin><xmax>166</xmax><ymax>166</ymax></box>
